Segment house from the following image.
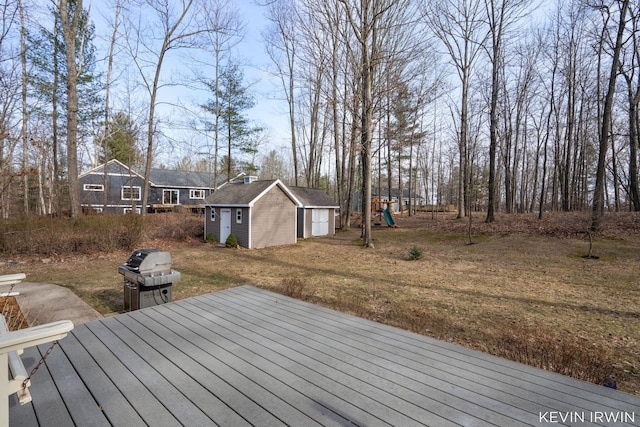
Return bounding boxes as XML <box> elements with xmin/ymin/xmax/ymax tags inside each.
<box><xmin>289</xmin><ymin>186</ymin><xmax>339</xmax><ymax>238</ymax></box>
<box><xmin>203</xmin><ymin>177</ymin><xmax>301</xmax><ymax>248</ymax></box>
<box><xmin>78</xmin><ymin>159</ymin><xmax>219</xmax><ymax>214</ymax></box>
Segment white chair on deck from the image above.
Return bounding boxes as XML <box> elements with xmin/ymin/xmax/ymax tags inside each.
<box><xmin>0</xmin><ymin>273</ymin><xmax>74</xmax><ymax>427</ymax></box>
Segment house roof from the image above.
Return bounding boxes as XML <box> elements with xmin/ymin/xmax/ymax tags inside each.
<box><xmin>204</xmin><ymin>179</ymin><xmax>301</xmax><ymax>207</ymax></box>
<box><xmin>289</xmin><ymin>187</ymin><xmax>339</xmax><ymax>208</ymax></box>
<box><xmin>373</xmin><ymin>187</ymin><xmax>425</xmax><ymax>199</ymax></box>
<box><xmin>148</xmin><ymin>168</ymin><xmax>220</xmax><ymax>189</ymax></box>
<box><xmin>80</xmin><ymin>159</ymin><xmax>222</xmax><ymax>190</ymax></box>
<box><xmin>79</xmin><ymin>159</ymin><xmax>141</xmax><ymax>180</ymax></box>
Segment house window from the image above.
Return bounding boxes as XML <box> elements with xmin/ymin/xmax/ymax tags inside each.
<box><xmin>124</xmin><ymin>207</ymin><xmax>141</xmax><ymax>214</ymax></box>
<box><xmin>210</xmin><ymin>208</ymin><xmax>216</xmax><ymax>222</ymax></box>
<box><xmin>83</xmin><ymin>184</ymin><xmax>104</xmax><ymax>191</ymax></box>
<box><xmin>236</xmin><ymin>208</ymin><xmax>242</xmax><ymax>224</ymax></box>
<box><xmin>121</xmin><ymin>186</ymin><xmax>141</xmax><ymax>201</ymax></box>
<box><xmin>163</xmin><ymin>189</ymin><xmax>179</xmax><ymax>204</ymax></box>
<box><xmin>190</xmin><ymin>189</ymin><xmax>205</xmax><ymax>199</ymax></box>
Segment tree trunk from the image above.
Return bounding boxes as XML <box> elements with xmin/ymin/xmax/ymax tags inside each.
<box><xmin>592</xmin><ymin>0</ymin><xmax>629</xmax><ymax>231</ymax></box>
<box><xmin>485</xmin><ymin>0</ymin><xmax>502</xmax><ymax>223</ymax></box>
<box><xmin>361</xmin><ymin>42</ymin><xmax>374</xmax><ymax>247</ymax></box>
<box><xmin>19</xmin><ymin>0</ymin><xmax>28</xmax><ymax>216</ymax></box>
<box><xmin>103</xmin><ymin>0</ymin><xmax>120</xmax><ymax>211</ymax></box>
<box><xmin>624</xmin><ymin>73</ymin><xmax>640</xmax><ymax>210</ymax></box>
<box><xmin>59</xmin><ymin>0</ymin><xmax>83</xmax><ymax>218</ymax></box>
<box><xmin>458</xmin><ymin>69</ymin><xmax>468</xmax><ymax>219</ymax></box>
<box><xmin>51</xmin><ymin>15</ymin><xmax>61</xmax><ymax>216</ymax></box>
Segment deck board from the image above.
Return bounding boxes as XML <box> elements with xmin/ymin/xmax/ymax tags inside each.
<box><xmin>71</xmin><ymin>323</ymin><xmax>182</xmax><ymax>426</ymax></box>
<box><xmin>35</xmin><ymin>338</ymin><xmax>110</xmax><ymax>426</ymax></box>
<box><xmin>180</xmin><ymin>292</ymin><xmax>497</xmax><ymax>426</ymax></box>
<box><xmin>155</xmin><ymin>298</ymin><xmax>439</xmax><ymax>427</ymax></box>
<box><xmin>217</xmin><ymin>287</ymin><xmax>630</xmax><ymax>414</ymax></box>
<box><xmin>9</xmin><ymin>285</ymin><xmax>640</xmax><ymax>426</ymax></box>
<box><xmin>19</xmin><ymin>345</ymin><xmax>74</xmax><ymax>427</ymax></box>
<box><xmin>232</xmin><ymin>286</ymin><xmax>638</xmax><ymax>409</ymax></box>
<box><xmin>193</xmin><ymin>291</ymin><xmax>533</xmax><ymax>425</ymax></box>
<box><xmin>53</xmin><ymin>329</ymin><xmax>144</xmax><ymax>426</ymax></box>
<box><xmin>84</xmin><ymin>320</ymin><xmax>216</xmax><ymax>426</ymax></box>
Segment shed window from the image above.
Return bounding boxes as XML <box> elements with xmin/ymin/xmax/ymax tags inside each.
<box><xmin>121</xmin><ymin>186</ymin><xmax>141</xmax><ymax>201</ymax></box>
<box><xmin>210</xmin><ymin>208</ymin><xmax>216</xmax><ymax>222</ymax></box>
<box><xmin>190</xmin><ymin>189</ymin><xmax>205</xmax><ymax>199</ymax></box>
<box><xmin>236</xmin><ymin>209</ymin><xmax>242</xmax><ymax>224</ymax></box>
<box><xmin>83</xmin><ymin>184</ymin><xmax>104</xmax><ymax>191</ymax></box>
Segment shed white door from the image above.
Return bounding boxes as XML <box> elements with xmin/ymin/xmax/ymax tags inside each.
<box><xmin>220</xmin><ymin>209</ymin><xmax>231</xmax><ymax>243</ymax></box>
<box><xmin>311</xmin><ymin>209</ymin><xmax>329</xmax><ymax>236</ymax></box>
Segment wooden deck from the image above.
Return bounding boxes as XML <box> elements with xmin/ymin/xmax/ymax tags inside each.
<box><xmin>9</xmin><ymin>285</ymin><xmax>640</xmax><ymax>426</ymax></box>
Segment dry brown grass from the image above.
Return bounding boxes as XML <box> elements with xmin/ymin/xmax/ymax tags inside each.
<box><xmin>1</xmin><ymin>211</ymin><xmax>638</xmax><ymax>394</ymax></box>
<box><xmin>0</xmin><ymin>297</ymin><xmax>29</xmax><ymax>330</ymax></box>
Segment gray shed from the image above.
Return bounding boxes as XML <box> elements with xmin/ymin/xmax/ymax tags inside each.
<box><xmin>289</xmin><ymin>187</ymin><xmax>339</xmax><ymax>238</ymax></box>
<box><xmin>203</xmin><ymin>178</ymin><xmax>301</xmax><ymax>249</ymax></box>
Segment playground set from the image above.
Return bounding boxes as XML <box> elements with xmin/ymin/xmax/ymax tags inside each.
<box><xmin>353</xmin><ymin>198</ymin><xmax>398</xmax><ymax>228</ymax></box>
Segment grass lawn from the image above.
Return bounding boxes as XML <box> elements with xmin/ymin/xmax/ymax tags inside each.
<box><xmin>1</xmin><ymin>211</ymin><xmax>638</xmax><ymax>395</ymax></box>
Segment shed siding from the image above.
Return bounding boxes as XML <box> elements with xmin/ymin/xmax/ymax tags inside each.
<box><xmin>251</xmin><ymin>187</ymin><xmax>296</xmax><ymax>248</ymax></box>
<box><xmin>231</xmin><ymin>207</ymin><xmax>250</xmax><ymax>247</ymax></box>
<box><xmin>204</xmin><ymin>207</ymin><xmax>217</xmax><ymax>242</ymax></box>
<box><xmin>204</xmin><ymin>207</ymin><xmax>250</xmax><ymax>246</ymax></box>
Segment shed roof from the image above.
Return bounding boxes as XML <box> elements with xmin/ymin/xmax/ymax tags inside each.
<box><xmin>289</xmin><ymin>187</ymin><xmax>339</xmax><ymax>208</ymax></box>
<box><xmin>204</xmin><ymin>179</ymin><xmax>301</xmax><ymax>207</ymax></box>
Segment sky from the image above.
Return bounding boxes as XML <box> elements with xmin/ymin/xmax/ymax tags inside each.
<box><xmin>235</xmin><ymin>2</ymin><xmax>291</xmax><ymax>149</ymax></box>
<box><xmin>84</xmin><ymin>0</ymin><xmax>291</xmax><ymax>168</ymax></box>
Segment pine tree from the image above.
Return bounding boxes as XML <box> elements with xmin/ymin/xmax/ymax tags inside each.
<box><xmin>215</xmin><ymin>63</ymin><xmax>262</xmax><ymax>180</ymax></box>
<box><xmin>100</xmin><ymin>112</ymin><xmax>140</xmax><ymax>166</ymax></box>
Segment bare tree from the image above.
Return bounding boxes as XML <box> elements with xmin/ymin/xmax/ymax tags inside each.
<box><xmin>263</xmin><ymin>0</ymin><xmax>300</xmax><ymax>186</ymax></box>
<box><xmin>124</xmin><ymin>0</ymin><xmax>217</xmax><ymax>215</ymax></box>
<box><xmin>296</xmin><ymin>4</ymin><xmax>330</xmax><ymax>188</ymax></box>
<box><xmin>591</xmin><ymin>0</ymin><xmax>630</xmax><ymax>230</ymax></box>
<box><xmin>425</xmin><ymin>0</ymin><xmax>488</xmax><ymax>219</ymax></box>
<box><xmin>337</xmin><ymin>0</ymin><xmax>381</xmax><ymax>247</ymax></box>
<box><xmin>101</xmin><ymin>0</ymin><xmax>121</xmax><ymax>210</ymax></box>
<box><xmin>0</xmin><ymin>0</ymin><xmax>21</xmax><ymax>218</ymax></box>
<box><xmin>620</xmin><ymin>1</ymin><xmax>640</xmax><ymax>211</ymax></box>
<box><xmin>484</xmin><ymin>0</ymin><xmax>529</xmax><ymax>222</ymax></box>
<box><xmin>18</xmin><ymin>0</ymin><xmax>28</xmax><ymax>215</ymax></box>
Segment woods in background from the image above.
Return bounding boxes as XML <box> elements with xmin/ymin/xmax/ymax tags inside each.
<box><xmin>0</xmin><ymin>0</ymin><xmax>638</xmax><ymax>235</ymax></box>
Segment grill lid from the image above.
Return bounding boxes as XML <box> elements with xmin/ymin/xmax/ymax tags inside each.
<box><xmin>121</xmin><ymin>248</ymin><xmax>172</xmax><ymax>275</ymax></box>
